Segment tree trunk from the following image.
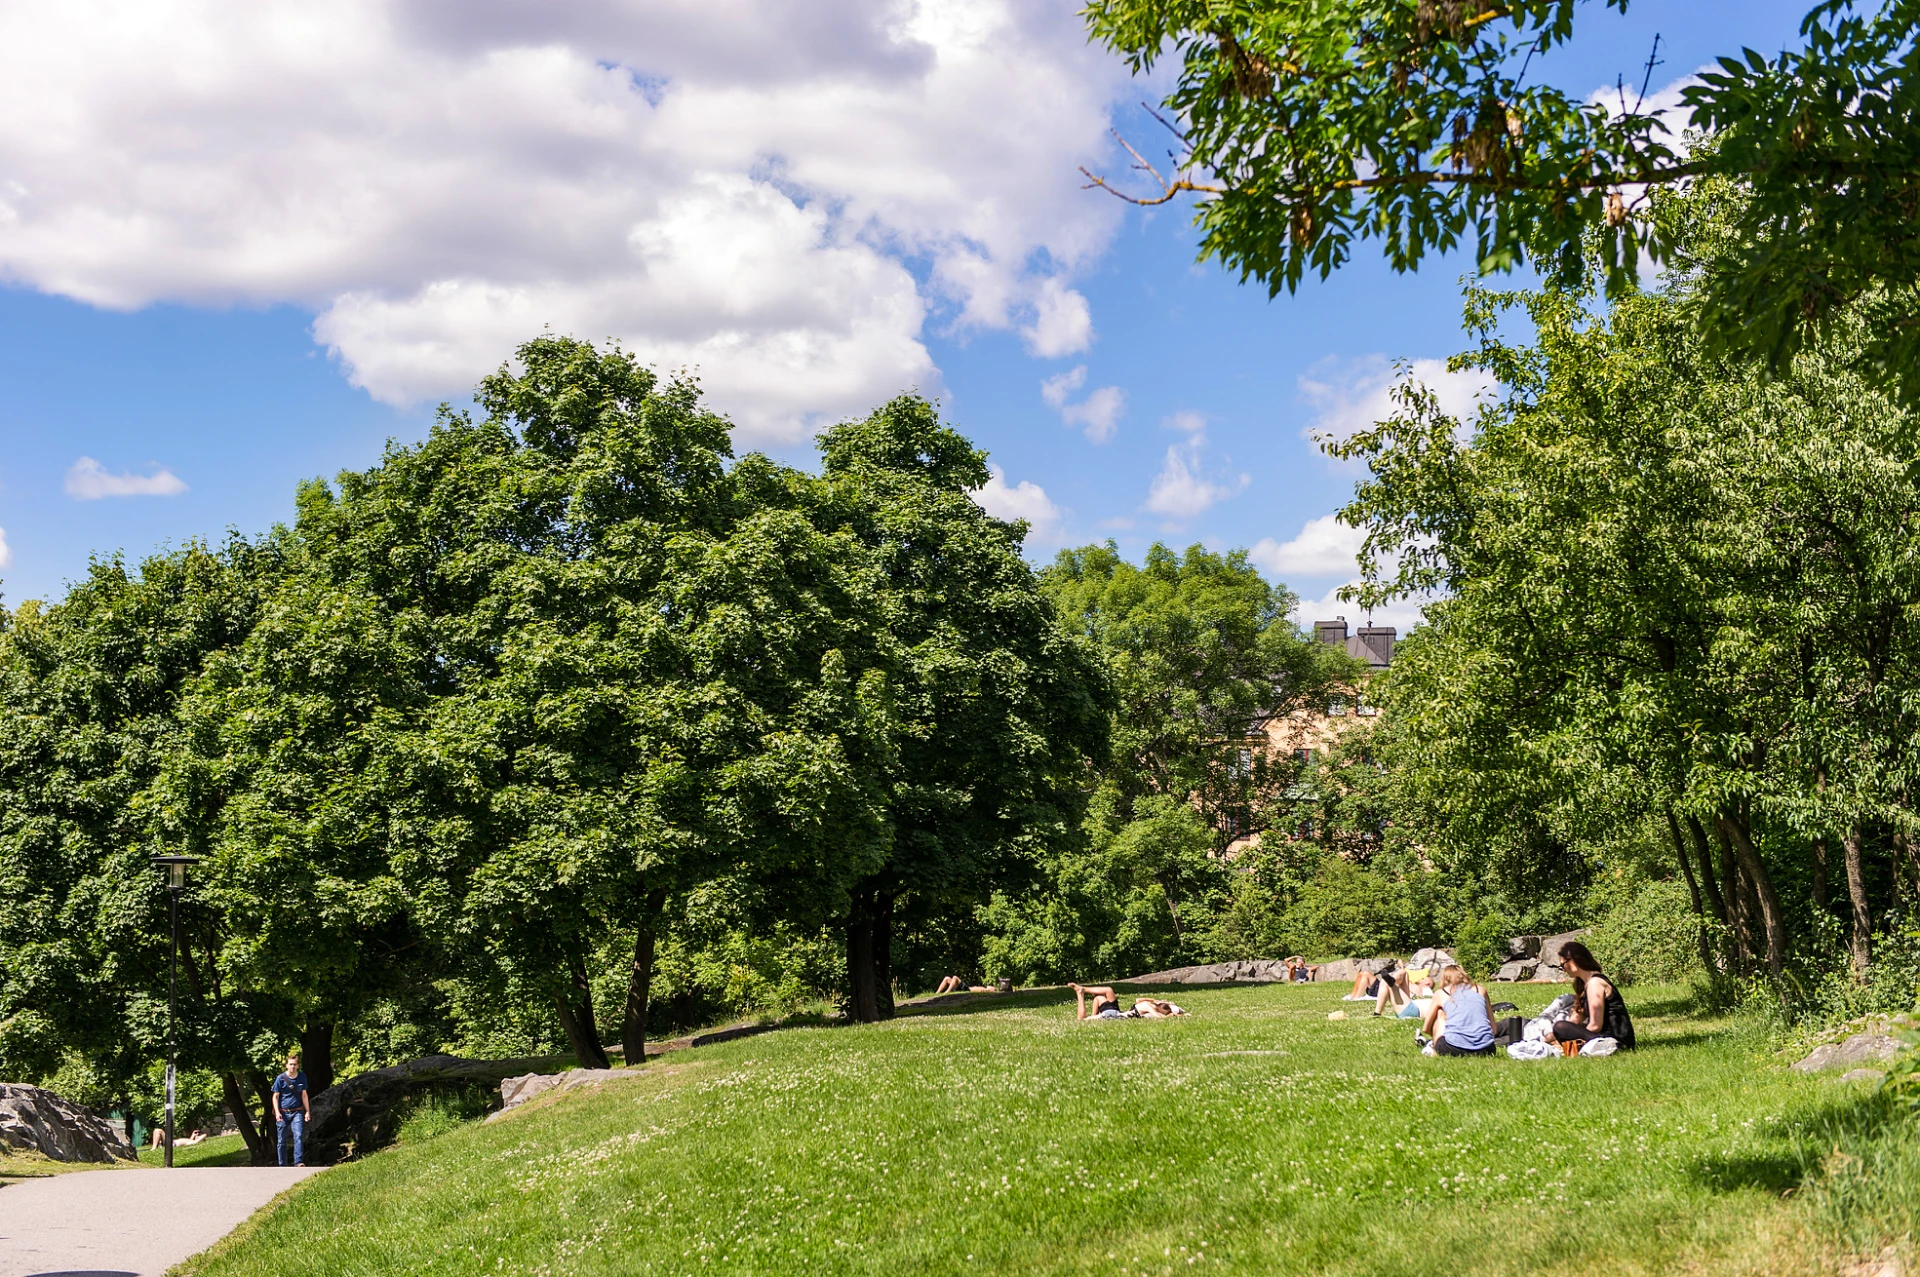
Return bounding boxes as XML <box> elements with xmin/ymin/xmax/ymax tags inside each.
<box><xmin>554</xmin><ymin>951</ymin><xmax>610</xmax><ymax>1069</ymax></box>
<box><xmin>1159</xmin><ymin>878</ymin><xmax>1185</xmax><ymax>948</ymax></box>
<box><xmin>1666</xmin><ymin>805</ymin><xmax>1717</xmax><ymax>973</ymax></box>
<box><xmin>1684</xmin><ymin>812</ymin><xmax>1727</xmax><ymax>924</ymax></box>
<box><xmin>247</xmin><ymin>1068</ymin><xmax>278</xmax><ymax>1165</ymax></box>
<box><xmin>845</xmin><ymin>885</ymin><xmax>879</xmax><ymax>1024</ymax></box>
<box><xmin>1719</xmin><ymin>809</ymin><xmax>1785</xmax><ymax>979</ymax></box>
<box><xmin>1715</xmin><ymin>820</ymin><xmax>1752</xmax><ymax>971</ymax></box>
<box><xmin>872</xmin><ymin>890</ymin><xmax>895</xmax><ymax>1021</ymax></box>
<box><xmin>300</xmin><ymin>1021</ymin><xmax>335</xmax><ymax>1096</ymax></box>
<box><xmin>1844</xmin><ymin>824</ymin><xmax>1873</xmax><ymax>977</ymax></box>
<box><xmin>222</xmin><ymin>1071</ymin><xmax>268</xmax><ymax>1166</ymax></box>
<box><xmin>1813</xmin><ymin>836</ymin><xmax>1829</xmax><ymax>912</ymax></box>
<box><xmin>621</xmin><ymin>888</ymin><xmax>668</xmax><ymax>1066</ymax></box>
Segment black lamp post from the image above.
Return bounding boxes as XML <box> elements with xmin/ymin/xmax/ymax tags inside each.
<box><xmin>151</xmin><ymin>855</ymin><xmax>199</xmax><ymax>1168</ymax></box>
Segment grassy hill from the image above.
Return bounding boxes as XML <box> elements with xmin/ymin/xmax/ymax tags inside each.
<box><xmin>181</xmin><ymin>983</ymin><xmax>1916</xmax><ymax>1276</ymax></box>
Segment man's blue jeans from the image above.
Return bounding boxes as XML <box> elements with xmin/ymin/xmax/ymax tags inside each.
<box><xmin>277</xmin><ymin>1112</ymin><xmax>305</xmax><ymax>1165</ymax></box>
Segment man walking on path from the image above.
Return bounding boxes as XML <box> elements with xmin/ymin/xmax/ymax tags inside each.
<box><xmin>271</xmin><ymin>1052</ymin><xmax>311</xmax><ymax>1166</ymax></box>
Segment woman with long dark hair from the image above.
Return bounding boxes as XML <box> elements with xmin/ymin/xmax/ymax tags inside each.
<box><xmin>1551</xmin><ymin>943</ymin><xmax>1636</xmax><ymax>1050</ymax></box>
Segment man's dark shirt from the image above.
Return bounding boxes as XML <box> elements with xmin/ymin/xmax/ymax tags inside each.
<box><xmin>271</xmin><ymin>1070</ymin><xmax>309</xmax><ymax>1119</ymax></box>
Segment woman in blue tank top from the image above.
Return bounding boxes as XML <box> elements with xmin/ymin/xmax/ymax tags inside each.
<box><xmin>1419</xmin><ymin>965</ymin><xmax>1496</xmax><ymax>1056</ymax></box>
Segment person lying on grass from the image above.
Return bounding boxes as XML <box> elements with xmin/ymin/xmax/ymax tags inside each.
<box><xmin>934</xmin><ymin>976</ymin><xmax>997</xmax><ymax>995</ymax></box>
<box><xmin>1339</xmin><ymin>963</ymin><xmax>1400</xmax><ymax>1001</ymax></box>
<box><xmin>1069</xmin><ymin>984</ymin><xmax>1187</xmax><ymax>1020</ymax></box>
<box><xmin>1372</xmin><ymin>966</ymin><xmax>1436</xmax><ymax>1017</ymax></box>
<box><xmin>1550</xmin><ymin>942</ymin><xmax>1636</xmax><ymax>1051</ymax></box>
<box><xmin>1418</xmin><ymin>966</ymin><xmax>1496</xmax><ymax>1057</ymax></box>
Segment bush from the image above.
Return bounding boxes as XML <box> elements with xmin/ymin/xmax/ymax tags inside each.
<box><xmin>1587</xmin><ymin>875</ymin><xmax>1716</xmax><ymax>984</ymax></box>
<box><xmin>1453</xmin><ymin>914</ymin><xmax>1514</xmax><ymax>981</ymax></box>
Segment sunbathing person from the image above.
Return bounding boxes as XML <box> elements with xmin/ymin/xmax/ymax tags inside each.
<box><xmin>1419</xmin><ymin>966</ymin><xmax>1496</xmax><ymax>1056</ymax></box>
<box><xmin>1132</xmin><ymin>997</ymin><xmax>1187</xmax><ymax>1018</ymax></box>
<box><xmin>1372</xmin><ymin>966</ymin><xmax>1436</xmax><ymax>1016</ymax></box>
<box><xmin>1070</xmin><ymin>983</ymin><xmax>1128</xmax><ymax>1019</ymax></box>
<box><xmin>1340</xmin><ymin>963</ymin><xmax>1401</xmax><ymax>1001</ymax></box>
<box><xmin>1550</xmin><ymin>943</ymin><xmax>1637</xmax><ymax>1050</ymax></box>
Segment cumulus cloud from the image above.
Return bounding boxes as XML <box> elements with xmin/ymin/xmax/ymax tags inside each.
<box><xmin>1041</xmin><ymin>365</ymin><xmax>1125</xmax><ymax>442</ymax></box>
<box><xmin>1162</xmin><ymin>409</ymin><xmax>1206</xmax><ymax>434</ymax></box>
<box><xmin>1145</xmin><ymin>438</ymin><xmax>1247</xmax><ymax>519</ymax></box>
<box><xmin>1249</xmin><ymin>513</ymin><xmax>1365</xmax><ymax>579</ymax></box>
<box><xmin>1589</xmin><ymin>69</ymin><xmax>1708</xmax><ymax>131</ymax></box>
<box><xmin>65</xmin><ymin>457</ymin><xmax>189</xmax><ymax>500</ymax></box>
<box><xmin>1021</xmin><ymin>278</ymin><xmax>1093</xmax><ymax>358</ymax></box>
<box><xmin>0</xmin><ymin>1</ymin><xmax>1133</xmax><ymax>442</ymax></box>
<box><xmin>1297</xmin><ymin>354</ymin><xmax>1497</xmax><ymax>446</ymax></box>
<box><xmin>973</xmin><ymin>463</ymin><xmax>1064</xmax><ymax>546</ymax></box>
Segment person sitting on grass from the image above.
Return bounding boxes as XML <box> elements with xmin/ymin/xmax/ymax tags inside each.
<box><xmin>1550</xmin><ymin>942</ymin><xmax>1636</xmax><ymax>1051</ymax></box>
<box><xmin>1283</xmin><ymin>956</ymin><xmax>1319</xmax><ymax>983</ymax></box>
<box><xmin>1418</xmin><ymin>965</ymin><xmax>1496</xmax><ymax>1057</ymax></box>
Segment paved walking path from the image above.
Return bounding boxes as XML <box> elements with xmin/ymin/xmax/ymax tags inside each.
<box><xmin>0</xmin><ymin>1165</ymin><xmax>318</xmax><ymax>1277</ymax></box>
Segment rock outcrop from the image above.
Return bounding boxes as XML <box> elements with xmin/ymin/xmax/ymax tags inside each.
<box><xmin>489</xmin><ymin>1067</ymin><xmax>649</xmax><ymax>1120</ymax></box>
<box><xmin>0</xmin><ymin>1083</ymin><xmax>136</xmax><ymax>1163</ymax></box>
<box><xmin>1492</xmin><ymin>958</ymin><xmax>1540</xmax><ymax>982</ymax></box>
<box><xmin>1792</xmin><ymin>1032</ymin><xmax>1904</xmax><ymax>1073</ymax></box>
<box><xmin>1128</xmin><ymin>959</ymin><xmax>1294</xmax><ymax>985</ymax></box>
<box><xmin>1536</xmin><ymin>930</ymin><xmax>1591</xmax><ymax>973</ymax></box>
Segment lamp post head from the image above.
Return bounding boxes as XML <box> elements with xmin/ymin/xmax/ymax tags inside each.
<box><xmin>150</xmin><ymin>855</ymin><xmax>200</xmax><ymax>891</ymax></box>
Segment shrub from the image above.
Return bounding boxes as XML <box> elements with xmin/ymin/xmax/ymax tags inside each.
<box><xmin>1453</xmin><ymin>914</ymin><xmax>1514</xmax><ymax>981</ymax></box>
<box><xmin>1587</xmin><ymin>876</ymin><xmax>1714</xmax><ymax>984</ymax></box>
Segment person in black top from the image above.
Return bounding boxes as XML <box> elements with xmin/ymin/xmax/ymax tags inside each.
<box><xmin>271</xmin><ymin>1052</ymin><xmax>312</xmax><ymax>1165</ymax></box>
<box><xmin>1550</xmin><ymin>943</ymin><xmax>1636</xmax><ymax>1050</ymax></box>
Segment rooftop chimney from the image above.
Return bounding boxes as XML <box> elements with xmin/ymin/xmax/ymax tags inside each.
<box><xmin>1313</xmin><ymin>618</ymin><xmax>1349</xmax><ymax>648</ymax></box>
<box><xmin>1353</xmin><ymin>625</ymin><xmax>1397</xmax><ymax>668</ymax></box>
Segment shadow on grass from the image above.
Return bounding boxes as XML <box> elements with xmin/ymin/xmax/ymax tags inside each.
<box><xmin>1686</xmin><ymin>1089</ymin><xmax>1898</xmax><ymax>1197</ymax></box>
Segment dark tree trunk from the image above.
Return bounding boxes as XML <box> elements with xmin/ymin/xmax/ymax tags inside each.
<box><xmin>1719</xmin><ymin>809</ymin><xmax>1785</xmax><ymax>979</ymax></box>
<box><xmin>301</xmin><ymin>1021</ymin><xmax>336</xmax><ymax>1096</ymax></box>
<box><xmin>1666</xmin><ymin>806</ymin><xmax>1717</xmax><ymax>973</ymax></box>
<box><xmin>247</xmin><ymin>1068</ymin><xmax>278</xmax><ymax>1165</ymax></box>
<box><xmin>873</xmin><ymin>890</ymin><xmax>895</xmax><ymax>1021</ymax></box>
<box><xmin>621</xmin><ymin>888</ymin><xmax>668</xmax><ymax>1066</ymax></box>
<box><xmin>222</xmin><ymin>1071</ymin><xmax>268</xmax><ymax>1166</ymax></box>
<box><xmin>845</xmin><ymin>885</ymin><xmax>879</xmax><ymax>1024</ymax></box>
<box><xmin>1715</xmin><ymin>820</ymin><xmax>1753</xmax><ymax>972</ymax></box>
<box><xmin>1844</xmin><ymin>824</ymin><xmax>1873</xmax><ymax>977</ymax></box>
<box><xmin>1684</xmin><ymin>812</ymin><xmax>1727</xmax><ymax>924</ymax></box>
<box><xmin>1814</xmin><ymin>836</ymin><xmax>1830</xmax><ymax>912</ymax></box>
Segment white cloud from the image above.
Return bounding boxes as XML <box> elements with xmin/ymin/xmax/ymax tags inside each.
<box><xmin>1288</xmin><ymin>582</ymin><xmax>1432</xmax><ymax>635</ymax></box>
<box><xmin>1145</xmin><ymin>438</ymin><xmax>1247</xmax><ymax>519</ymax></box>
<box><xmin>65</xmin><ymin>457</ymin><xmax>189</xmax><ymax>500</ymax></box>
<box><xmin>0</xmin><ymin>1</ymin><xmax>1134</xmax><ymax>443</ymax></box>
<box><xmin>1162</xmin><ymin>409</ymin><xmax>1206</xmax><ymax>433</ymax></box>
<box><xmin>1250</xmin><ymin>513</ymin><xmax>1365</xmax><ymax>579</ymax></box>
<box><xmin>1020</xmin><ymin>278</ymin><xmax>1093</xmax><ymax>358</ymax></box>
<box><xmin>1297</xmin><ymin>354</ymin><xmax>1497</xmax><ymax>446</ymax></box>
<box><xmin>0</xmin><ymin>527</ymin><xmax>10</xmax><ymax>569</ymax></box>
<box><xmin>1040</xmin><ymin>365</ymin><xmax>1125</xmax><ymax>442</ymax></box>
<box><xmin>1588</xmin><ymin>69</ymin><xmax>1708</xmax><ymax>132</ymax></box>
<box><xmin>973</xmin><ymin>463</ymin><xmax>1064</xmax><ymax>546</ymax></box>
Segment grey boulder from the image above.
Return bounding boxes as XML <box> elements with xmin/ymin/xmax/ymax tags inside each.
<box><xmin>1492</xmin><ymin>958</ymin><xmax>1540</xmax><ymax>982</ymax></box>
<box><xmin>1127</xmin><ymin>960</ymin><xmax>1294</xmax><ymax>985</ymax></box>
<box><xmin>1792</xmin><ymin>1032</ymin><xmax>1905</xmax><ymax>1073</ymax></box>
<box><xmin>490</xmin><ymin>1067</ymin><xmax>645</xmax><ymax>1120</ymax></box>
<box><xmin>1536</xmin><ymin>930</ymin><xmax>1592</xmax><ymax>972</ymax></box>
<box><xmin>0</xmin><ymin>1083</ymin><xmax>136</xmax><ymax>1163</ymax></box>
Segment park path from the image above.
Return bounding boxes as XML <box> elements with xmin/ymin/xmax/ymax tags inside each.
<box><xmin>0</xmin><ymin>1165</ymin><xmax>318</xmax><ymax>1277</ymax></box>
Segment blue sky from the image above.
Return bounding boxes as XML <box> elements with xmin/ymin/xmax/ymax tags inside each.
<box><xmin>0</xmin><ymin>0</ymin><xmax>1814</xmax><ymax>627</ymax></box>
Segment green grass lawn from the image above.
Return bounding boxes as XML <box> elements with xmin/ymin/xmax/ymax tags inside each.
<box><xmin>182</xmin><ymin>983</ymin><xmax>1914</xmax><ymax>1276</ymax></box>
<box><xmin>137</xmin><ymin>1132</ymin><xmax>253</xmax><ymax>1168</ymax></box>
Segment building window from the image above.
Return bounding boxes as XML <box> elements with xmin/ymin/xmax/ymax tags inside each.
<box><xmin>1293</xmin><ymin>747</ymin><xmax>1313</xmax><ymax>764</ymax></box>
<box><xmin>1357</xmin><ymin>695</ymin><xmax>1381</xmax><ymax>717</ymax></box>
<box><xmin>1227</xmin><ymin>747</ymin><xmax>1252</xmax><ymax>779</ymax></box>
<box><xmin>1327</xmin><ymin>695</ymin><xmax>1349</xmax><ymax>717</ymax></box>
